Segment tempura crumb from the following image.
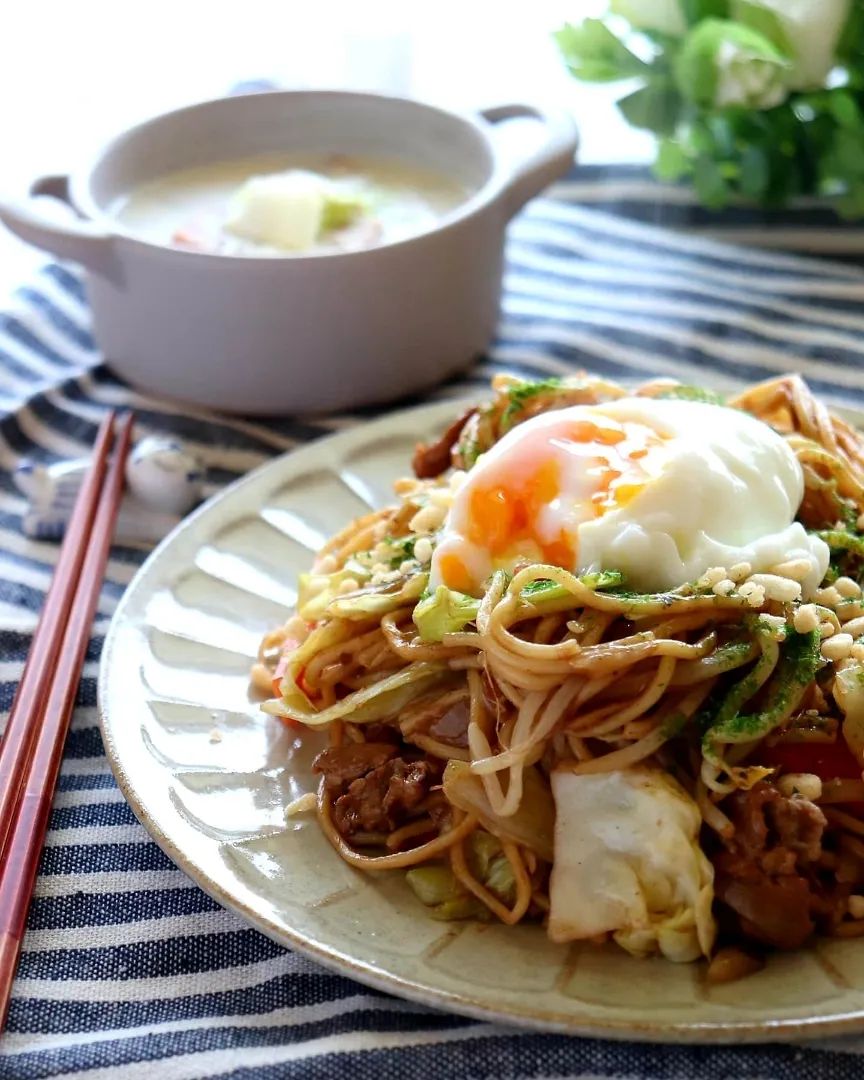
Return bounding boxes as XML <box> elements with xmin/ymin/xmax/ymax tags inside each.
<box><xmin>822</xmin><ymin>633</ymin><xmax>854</xmax><ymax>662</ymax></box>
<box><xmin>793</xmin><ymin>604</ymin><xmax>820</xmax><ymax>634</ymax></box>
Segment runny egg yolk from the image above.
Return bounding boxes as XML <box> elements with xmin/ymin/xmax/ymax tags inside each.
<box><xmin>433</xmin><ymin>413</ymin><xmax>669</xmax><ymax>595</ymax></box>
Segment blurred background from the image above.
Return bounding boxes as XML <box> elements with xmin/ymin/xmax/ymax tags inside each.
<box><xmin>0</xmin><ymin>0</ymin><xmax>649</xmax><ymax>300</ymax></box>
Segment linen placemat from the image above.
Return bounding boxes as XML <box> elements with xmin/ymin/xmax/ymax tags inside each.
<box><xmin>3</xmin><ymin>187</ymin><xmax>864</xmax><ymax>1078</ymax></box>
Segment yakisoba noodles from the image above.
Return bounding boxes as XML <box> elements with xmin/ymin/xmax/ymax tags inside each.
<box><xmin>256</xmin><ymin>372</ymin><xmax>864</xmax><ymax>978</ymax></box>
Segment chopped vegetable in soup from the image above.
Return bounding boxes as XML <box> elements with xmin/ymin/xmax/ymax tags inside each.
<box><xmin>112</xmin><ymin>153</ymin><xmax>467</xmax><ymax>256</ymax></box>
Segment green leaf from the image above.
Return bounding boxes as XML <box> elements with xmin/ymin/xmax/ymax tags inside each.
<box><xmin>832</xmin><ymin>129</ymin><xmax>864</xmax><ymax>177</ymax></box>
<box><xmin>636</xmin><ymin>30</ymin><xmax>684</xmax><ymax>58</ymax></box>
<box><xmin>731</xmin><ymin>0</ymin><xmax>793</xmax><ymax>57</ymax></box>
<box><xmin>738</xmin><ymin>144</ymin><xmax>771</xmax><ymax>199</ymax></box>
<box><xmin>653</xmin><ymin>137</ymin><xmax>690</xmax><ymax>181</ymax></box>
<box><xmin>836</xmin><ymin>181</ymin><xmax>864</xmax><ymax>219</ymax></box>
<box><xmin>609</xmin><ymin>0</ymin><xmax>687</xmax><ymax>36</ymax></box>
<box><xmin>554</xmin><ymin>20</ymin><xmax>648</xmax><ymax>83</ymax></box>
<box><xmin>617</xmin><ymin>80</ymin><xmax>683</xmax><ymax>135</ymax></box>
<box><xmin>830</xmin><ymin>91</ymin><xmax>864</xmax><ymax>131</ymax></box>
<box><xmin>688</xmin><ymin>119</ymin><xmax>717</xmax><ymax>155</ymax></box>
<box><xmin>708</xmin><ymin>113</ymin><xmax>738</xmax><ymax>158</ymax></box>
<box><xmin>837</xmin><ymin>3</ymin><xmax>864</xmax><ymax>68</ymax></box>
<box><xmin>694</xmin><ymin>155</ymin><xmax>729</xmax><ymax>209</ymax></box>
<box><xmin>681</xmin><ymin>0</ymin><xmax>729</xmax><ymax>24</ymax></box>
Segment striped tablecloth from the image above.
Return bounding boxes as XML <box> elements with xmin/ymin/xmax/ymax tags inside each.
<box><xmin>3</xmin><ymin>178</ymin><xmax>864</xmax><ymax>1079</ymax></box>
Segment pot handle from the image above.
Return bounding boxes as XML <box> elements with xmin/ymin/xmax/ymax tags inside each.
<box><xmin>479</xmin><ymin>103</ymin><xmax>578</xmax><ymax>218</ymax></box>
<box><xmin>0</xmin><ymin>174</ymin><xmax>119</xmax><ymax>279</ymax></box>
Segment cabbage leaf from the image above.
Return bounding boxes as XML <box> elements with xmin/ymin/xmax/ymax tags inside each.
<box><xmin>264</xmin><ymin>660</ymin><xmax>452</xmax><ymax>727</ymax></box>
<box><xmin>548</xmin><ymin>767</ymin><xmax>716</xmax><ymax>962</ymax></box>
<box><xmin>413</xmin><ymin>585</ymin><xmax>480</xmax><ymax>642</ymax></box>
<box><xmin>443</xmin><ymin>760</ymin><xmax>555</xmax><ymax>862</ymax></box>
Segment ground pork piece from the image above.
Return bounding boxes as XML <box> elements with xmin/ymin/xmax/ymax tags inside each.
<box><xmin>382</xmin><ymin>759</ymin><xmax>439</xmax><ymax>818</ymax></box>
<box><xmin>768</xmin><ymin>790</ymin><xmax>826</xmax><ymax>863</ymax></box>
<box><xmin>330</xmin><ymin>757</ymin><xmax>441</xmax><ymax>838</ymax></box>
<box><xmin>713</xmin><ymin>781</ymin><xmax>827</xmax><ymax>949</ymax></box>
<box><xmin>312</xmin><ymin>743</ymin><xmax>397</xmax><ymax>792</ymax></box>
<box><xmin>722</xmin><ymin>781</ymin><xmax>826</xmax><ymax>870</ymax></box>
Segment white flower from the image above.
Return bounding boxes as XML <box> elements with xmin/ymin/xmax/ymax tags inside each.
<box><xmin>676</xmin><ymin>20</ymin><xmax>789</xmax><ymax>111</ymax></box>
<box><xmin>609</xmin><ymin>0</ymin><xmax>686</xmax><ymax>36</ymax></box>
<box><xmin>714</xmin><ymin>37</ymin><xmax>787</xmax><ymax>109</ymax></box>
<box><xmin>612</xmin><ymin>0</ymin><xmax>852</xmax><ymax>91</ymax></box>
<box><xmin>732</xmin><ymin>0</ymin><xmax>851</xmax><ymax>90</ymax></box>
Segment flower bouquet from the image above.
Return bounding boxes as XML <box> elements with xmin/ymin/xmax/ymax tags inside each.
<box><xmin>556</xmin><ymin>1</ymin><xmax>864</xmax><ymax>214</ymax></box>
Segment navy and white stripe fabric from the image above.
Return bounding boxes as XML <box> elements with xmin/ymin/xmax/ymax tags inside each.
<box><xmin>552</xmin><ymin>165</ymin><xmax>864</xmax><ymax>266</ymax></box>
<box><xmin>4</xmin><ymin>177</ymin><xmax>864</xmax><ymax>1078</ymax></box>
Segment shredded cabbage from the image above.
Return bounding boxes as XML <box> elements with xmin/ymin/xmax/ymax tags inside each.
<box><xmin>702</xmin><ymin>627</ymin><xmax>819</xmax><ymax>786</ymax></box>
<box><xmin>328</xmin><ymin>573</ymin><xmax>427</xmax><ymax>619</ymax></box>
<box><xmin>296</xmin><ymin>564</ymin><xmax>371</xmax><ymax>621</ymax></box>
<box><xmin>413</xmin><ymin>585</ymin><xmax>480</xmax><ymax>642</ymax></box>
<box><xmin>298</xmin><ymin>570</ymin><xmax>427</xmax><ymax>623</ymax></box>
<box><xmin>406</xmin><ymin>865</ymin><xmax>465</xmax><ymax>907</ymax></box>
<box><xmin>406</xmin><ymin>831</ymin><xmax>515</xmax><ymax>920</ymax></box>
<box><xmin>264</xmin><ymin>661</ymin><xmax>453</xmax><ymax>727</ymax></box>
<box><xmin>443</xmin><ymin>760</ymin><xmax>555</xmax><ymax>862</ymax></box>
<box><xmin>283</xmin><ymin>619</ymin><xmax>357</xmax><ymax>688</ymax></box>
<box><xmin>520</xmin><ymin>570</ymin><xmax>624</xmax><ymax>603</ymax></box>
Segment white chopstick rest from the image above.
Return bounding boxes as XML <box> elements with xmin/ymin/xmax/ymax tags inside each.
<box><xmin>14</xmin><ymin>434</ymin><xmax>203</xmax><ymax>544</ymax></box>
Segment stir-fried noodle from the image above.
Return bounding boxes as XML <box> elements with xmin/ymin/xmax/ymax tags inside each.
<box><xmin>255</xmin><ymin>373</ymin><xmax>864</xmax><ymax>973</ymax></box>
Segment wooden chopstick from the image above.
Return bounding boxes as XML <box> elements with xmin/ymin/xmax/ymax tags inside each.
<box><xmin>0</xmin><ymin>412</ymin><xmax>134</xmax><ymax>1032</ymax></box>
<box><xmin>0</xmin><ymin>412</ymin><xmax>117</xmax><ymax>862</ymax></box>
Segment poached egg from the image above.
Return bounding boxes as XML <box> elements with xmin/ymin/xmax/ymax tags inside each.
<box><xmin>430</xmin><ymin>397</ymin><xmax>829</xmax><ymax>597</ymax></box>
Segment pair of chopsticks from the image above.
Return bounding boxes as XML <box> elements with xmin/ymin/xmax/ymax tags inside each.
<box><xmin>0</xmin><ymin>412</ymin><xmax>134</xmax><ymax>1032</ymax></box>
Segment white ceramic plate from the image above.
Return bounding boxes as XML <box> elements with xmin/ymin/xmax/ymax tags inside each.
<box><xmin>99</xmin><ymin>400</ymin><xmax>864</xmax><ymax>1043</ymax></box>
